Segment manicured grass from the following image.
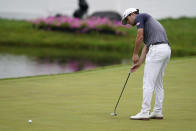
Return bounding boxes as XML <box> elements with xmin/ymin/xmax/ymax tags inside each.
<box><xmin>0</xmin><ymin>57</ymin><xmax>196</xmax><ymax>131</ymax></box>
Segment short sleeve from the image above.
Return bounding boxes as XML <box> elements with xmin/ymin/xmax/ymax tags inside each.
<box><xmin>134</xmin><ymin>14</ymin><xmax>147</xmax><ymax>29</ymax></box>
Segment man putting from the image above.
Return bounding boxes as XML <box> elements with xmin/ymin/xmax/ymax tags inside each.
<box><xmin>122</xmin><ymin>8</ymin><xmax>171</xmax><ymax>120</ymax></box>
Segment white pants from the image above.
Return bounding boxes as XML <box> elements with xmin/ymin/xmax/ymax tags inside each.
<box><xmin>141</xmin><ymin>44</ymin><xmax>171</xmax><ymax>114</ymax></box>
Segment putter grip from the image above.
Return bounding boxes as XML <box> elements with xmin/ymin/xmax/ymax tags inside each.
<box><xmin>130</xmin><ymin>67</ymin><xmax>133</xmax><ymax>73</ymax></box>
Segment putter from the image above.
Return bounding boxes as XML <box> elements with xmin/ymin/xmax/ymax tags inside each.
<box><xmin>111</xmin><ymin>68</ymin><xmax>132</xmax><ymax>116</ymax></box>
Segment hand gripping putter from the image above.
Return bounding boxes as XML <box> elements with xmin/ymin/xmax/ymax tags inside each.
<box><xmin>111</xmin><ymin>68</ymin><xmax>132</xmax><ymax>116</ymax></box>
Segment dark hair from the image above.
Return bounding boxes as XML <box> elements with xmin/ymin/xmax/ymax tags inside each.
<box><xmin>128</xmin><ymin>9</ymin><xmax>140</xmax><ymax>17</ymax></box>
<box><xmin>134</xmin><ymin>9</ymin><xmax>140</xmax><ymax>14</ymax></box>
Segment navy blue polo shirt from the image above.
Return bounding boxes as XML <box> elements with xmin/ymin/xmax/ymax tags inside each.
<box><xmin>134</xmin><ymin>13</ymin><xmax>169</xmax><ymax>48</ymax></box>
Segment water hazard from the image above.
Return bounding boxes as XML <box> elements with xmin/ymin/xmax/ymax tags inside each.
<box><xmin>0</xmin><ymin>54</ymin><xmax>98</xmax><ymax>79</ymax></box>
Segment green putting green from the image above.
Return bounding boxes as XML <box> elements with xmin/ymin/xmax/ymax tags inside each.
<box><xmin>0</xmin><ymin>57</ymin><xmax>196</xmax><ymax>131</ymax></box>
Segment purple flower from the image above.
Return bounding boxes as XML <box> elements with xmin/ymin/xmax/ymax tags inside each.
<box><xmin>30</xmin><ymin>15</ymin><xmax>128</xmax><ymax>35</ymax></box>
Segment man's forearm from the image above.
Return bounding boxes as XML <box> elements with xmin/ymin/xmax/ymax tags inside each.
<box><xmin>139</xmin><ymin>45</ymin><xmax>148</xmax><ymax>64</ymax></box>
<box><xmin>132</xmin><ymin>29</ymin><xmax>144</xmax><ymax>64</ymax></box>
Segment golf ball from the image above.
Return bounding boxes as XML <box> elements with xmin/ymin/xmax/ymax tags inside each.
<box><xmin>110</xmin><ymin>113</ymin><xmax>117</xmax><ymax>116</ymax></box>
<box><xmin>28</xmin><ymin>120</ymin><xmax>32</xmax><ymax>124</ymax></box>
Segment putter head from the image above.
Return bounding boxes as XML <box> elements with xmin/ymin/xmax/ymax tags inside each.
<box><xmin>110</xmin><ymin>112</ymin><xmax>117</xmax><ymax>116</ymax></box>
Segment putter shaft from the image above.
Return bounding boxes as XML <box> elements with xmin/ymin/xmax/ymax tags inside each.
<box><xmin>113</xmin><ymin>72</ymin><xmax>131</xmax><ymax>115</ymax></box>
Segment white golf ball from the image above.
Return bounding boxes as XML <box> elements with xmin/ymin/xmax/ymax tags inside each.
<box><xmin>110</xmin><ymin>113</ymin><xmax>116</xmax><ymax>116</ymax></box>
<box><xmin>28</xmin><ymin>120</ymin><xmax>32</xmax><ymax>124</ymax></box>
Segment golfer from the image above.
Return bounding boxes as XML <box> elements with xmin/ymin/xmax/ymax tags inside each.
<box><xmin>122</xmin><ymin>8</ymin><xmax>171</xmax><ymax>120</ymax></box>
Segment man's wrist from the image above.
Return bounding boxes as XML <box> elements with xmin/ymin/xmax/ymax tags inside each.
<box><xmin>133</xmin><ymin>53</ymin><xmax>138</xmax><ymax>56</ymax></box>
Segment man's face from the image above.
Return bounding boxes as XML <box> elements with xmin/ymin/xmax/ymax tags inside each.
<box><xmin>126</xmin><ymin>13</ymin><xmax>136</xmax><ymax>25</ymax></box>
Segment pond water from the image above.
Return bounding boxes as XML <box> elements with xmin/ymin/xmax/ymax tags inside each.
<box><xmin>0</xmin><ymin>54</ymin><xmax>98</xmax><ymax>79</ymax></box>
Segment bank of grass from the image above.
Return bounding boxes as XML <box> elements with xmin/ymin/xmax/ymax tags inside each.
<box><xmin>160</xmin><ymin>17</ymin><xmax>196</xmax><ymax>56</ymax></box>
<box><xmin>0</xmin><ymin>57</ymin><xmax>196</xmax><ymax>131</ymax></box>
<box><xmin>0</xmin><ymin>18</ymin><xmax>130</xmax><ymax>52</ymax></box>
<box><xmin>0</xmin><ymin>17</ymin><xmax>196</xmax><ymax>60</ymax></box>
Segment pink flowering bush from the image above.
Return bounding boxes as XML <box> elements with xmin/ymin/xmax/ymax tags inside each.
<box><xmin>31</xmin><ymin>16</ymin><xmax>129</xmax><ymax>35</ymax></box>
